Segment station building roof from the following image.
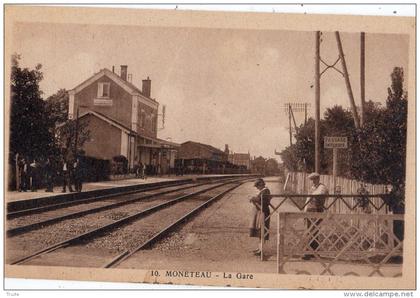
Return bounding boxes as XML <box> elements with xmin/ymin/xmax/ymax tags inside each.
<box><xmin>78</xmin><ymin>110</ymin><xmax>179</xmax><ymax>149</ymax></box>
<box><xmin>181</xmin><ymin>141</ymin><xmax>225</xmax><ymax>155</ymax></box>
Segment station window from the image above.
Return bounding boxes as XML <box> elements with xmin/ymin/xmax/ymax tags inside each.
<box><xmin>148</xmin><ymin>116</ymin><xmax>153</xmax><ymax>132</ymax></box>
<box><xmin>151</xmin><ymin>115</ymin><xmax>156</xmax><ymax>132</ymax></box>
<box><xmin>97</xmin><ymin>82</ymin><xmax>110</xmax><ymax>98</ymax></box>
<box><xmin>140</xmin><ymin>110</ymin><xmax>146</xmax><ymax>128</ymax></box>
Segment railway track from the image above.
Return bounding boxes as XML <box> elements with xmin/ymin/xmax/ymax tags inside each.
<box><xmin>8</xmin><ymin>178</ymin><xmax>249</xmax><ymax>267</ymax></box>
<box><xmin>7</xmin><ymin>178</ymin><xmax>235</xmax><ymax>237</ymax></box>
<box><xmin>7</xmin><ymin>177</ymin><xmax>224</xmax><ymax>219</ymax></box>
<box><xmin>104</xmin><ymin>182</ymin><xmax>242</xmax><ymax>268</ymax></box>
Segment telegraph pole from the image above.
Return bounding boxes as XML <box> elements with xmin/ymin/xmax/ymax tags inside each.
<box><xmin>283</xmin><ymin>102</ymin><xmax>310</xmax><ymax>147</ymax></box>
<box><xmin>312</xmin><ymin>31</ymin><xmax>364</xmax><ymax>177</ymax></box>
<box><xmin>360</xmin><ymin>32</ymin><xmax>366</xmax><ymax>127</ymax></box>
<box><xmin>335</xmin><ymin>31</ymin><xmax>361</xmax><ymax>129</ymax></box>
<box><xmin>315</xmin><ymin>31</ymin><xmax>321</xmax><ymax>173</ymax></box>
<box><xmin>288</xmin><ymin>105</ymin><xmax>292</xmax><ymax>146</ymax></box>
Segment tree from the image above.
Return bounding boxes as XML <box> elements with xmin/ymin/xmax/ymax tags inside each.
<box><xmin>382</xmin><ymin>67</ymin><xmax>407</xmax><ymax>186</ymax></box>
<box><xmin>9</xmin><ymin>54</ymin><xmax>54</xmax><ymax>161</ymax></box>
<box><xmin>279</xmin><ymin>144</ymin><xmax>300</xmax><ymax>172</ymax></box>
<box><xmin>45</xmin><ymin>89</ymin><xmax>90</xmax><ymax>160</ymax></box>
<box><xmin>56</xmin><ymin>119</ymin><xmax>90</xmax><ymax>160</ymax></box>
<box><xmin>281</xmin><ymin>109</ymin><xmax>351</xmax><ymax>176</ymax></box>
<box><xmin>352</xmin><ymin>68</ymin><xmax>407</xmax><ymax>186</ymax></box>
<box><xmin>265</xmin><ymin>158</ymin><xmax>280</xmax><ymax>175</ymax></box>
<box><xmin>45</xmin><ymin>88</ymin><xmax>69</xmax><ymax>127</ymax></box>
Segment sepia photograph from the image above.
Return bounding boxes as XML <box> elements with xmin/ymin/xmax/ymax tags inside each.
<box><xmin>4</xmin><ymin>5</ymin><xmax>415</xmax><ymax>290</ymax></box>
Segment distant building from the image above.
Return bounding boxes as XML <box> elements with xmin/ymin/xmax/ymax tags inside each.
<box><xmin>68</xmin><ymin>65</ymin><xmax>178</xmax><ymax>174</ymax></box>
<box><xmin>251</xmin><ymin>156</ymin><xmax>266</xmax><ymax>175</ymax></box>
<box><xmin>224</xmin><ymin>144</ymin><xmax>251</xmax><ymax>170</ymax></box>
<box><xmin>177</xmin><ymin>141</ymin><xmax>227</xmax><ymax>174</ymax></box>
<box><xmin>228</xmin><ymin>152</ymin><xmax>251</xmax><ymax>170</ymax></box>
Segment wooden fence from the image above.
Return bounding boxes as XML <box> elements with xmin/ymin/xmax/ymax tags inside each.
<box><xmin>284</xmin><ymin>171</ymin><xmax>390</xmax><ymax>215</ymax></box>
<box><xmin>285</xmin><ymin>171</ymin><xmax>389</xmax><ymax>194</ymax></box>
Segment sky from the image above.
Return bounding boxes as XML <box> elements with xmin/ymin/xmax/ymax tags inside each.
<box><xmin>11</xmin><ymin>22</ymin><xmax>409</xmax><ymax>159</ymax></box>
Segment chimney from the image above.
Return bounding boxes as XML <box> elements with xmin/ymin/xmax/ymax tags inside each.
<box><xmin>224</xmin><ymin>144</ymin><xmax>229</xmax><ymax>154</ymax></box>
<box><xmin>120</xmin><ymin>65</ymin><xmax>128</xmax><ymax>81</ymax></box>
<box><xmin>142</xmin><ymin>76</ymin><xmax>151</xmax><ymax>98</ymax></box>
<box><xmin>112</xmin><ymin>65</ymin><xmax>115</xmax><ymax>73</ymax></box>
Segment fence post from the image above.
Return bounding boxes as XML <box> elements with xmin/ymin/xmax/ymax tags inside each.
<box><xmin>277</xmin><ymin>212</ymin><xmax>280</xmax><ymax>272</ymax></box>
<box><xmin>387</xmin><ymin>217</ymin><xmax>393</xmax><ymax>249</ymax></box>
<box><xmin>260</xmin><ymin>194</ymin><xmax>265</xmax><ymax>261</ymax></box>
<box><xmin>277</xmin><ymin>212</ymin><xmax>286</xmax><ymax>273</ymax></box>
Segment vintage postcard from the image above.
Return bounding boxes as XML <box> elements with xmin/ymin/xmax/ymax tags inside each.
<box><xmin>4</xmin><ymin>5</ymin><xmax>415</xmax><ymax>290</ymax></box>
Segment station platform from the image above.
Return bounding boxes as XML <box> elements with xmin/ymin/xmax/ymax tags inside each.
<box><xmin>5</xmin><ymin>174</ymin><xmax>254</xmax><ymax>213</ymax></box>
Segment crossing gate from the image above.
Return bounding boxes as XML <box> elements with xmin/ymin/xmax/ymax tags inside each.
<box><xmin>257</xmin><ymin>194</ymin><xmax>404</xmax><ymax>277</ymax></box>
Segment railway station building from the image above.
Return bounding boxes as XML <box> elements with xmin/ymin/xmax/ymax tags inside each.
<box><xmin>68</xmin><ymin>65</ymin><xmax>179</xmax><ymax>174</ymax></box>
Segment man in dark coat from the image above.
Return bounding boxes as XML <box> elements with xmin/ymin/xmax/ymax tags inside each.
<box><xmin>44</xmin><ymin>157</ymin><xmax>54</xmax><ymax>192</ymax></box>
<box><xmin>18</xmin><ymin>157</ymin><xmax>27</xmax><ymax>192</ymax></box>
<box><xmin>73</xmin><ymin>157</ymin><xmax>84</xmax><ymax>192</ymax></box>
<box><xmin>389</xmin><ymin>184</ymin><xmax>405</xmax><ymax>242</ymax></box>
<box><xmin>61</xmin><ymin>157</ymin><xmax>74</xmax><ymax>193</ymax></box>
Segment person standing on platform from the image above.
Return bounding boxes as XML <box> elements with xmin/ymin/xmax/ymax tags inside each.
<box><xmin>135</xmin><ymin>161</ymin><xmax>140</xmax><ymax>178</ymax></box>
<box><xmin>142</xmin><ymin>163</ymin><xmax>147</xmax><ymax>180</ymax></box>
<box><xmin>15</xmin><ymin>153</ymin><xmax>21</xmax><ymax>191</ymax></box>
<box><xmin>29</xmin><ymin>158</ymin><xmax>40</xmax><ymax>192</ymax></box>
<box><xmin>18</xmin><ymin>157</ymin><xmax>27</xmax><ymax>191</ymax></box>
<box><xmin>44</xmin><ymin>157</ymin><xmax>54</xmax><ymax>192</ymax></box>
<box><xmin>73</xmin><ymin>157</ymin><xmax>84</xmax><ymax>192</ymax></box>
<box><xmin>61</xmin><ymin>157</ymin><xmax>74</xmax><ymax>193</ymax></box>
<box><xmin>302</xmin><ymin>172</ymin><xmax>329</xmax><ymax>260</ymax></box>
<box><xmin>249</xmin><ymin>178</ymin><xmax>272</xmax><ymax>256</ymax></box>
<box><xmin>139</xmin><ymin>162</ymin><xmax>145</xmax><ymax>179</ymax></box>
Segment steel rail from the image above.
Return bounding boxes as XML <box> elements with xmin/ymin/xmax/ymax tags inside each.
<box><xmin>104</xmin><ymin>181</ymin><xmax>244</xmax><ymax>268</ymax></box>
<box><xmin>271</xmin><ymin>194</ymin><xmax>390</xmax><ymax>198</ymax></box>
<box><xmin>7</xmin><ymin>178</ymin><xmax>238</xmax><ymax>237</ymax></box>
<box><xmin>10</xmin><ymin>179</ymin><xmax>246</xmax><ymax>265</ymax></box>
<box><xmin>7</xmin><ymin>179</ymin><xmax>203</xmax><ymax>219</ymax></box>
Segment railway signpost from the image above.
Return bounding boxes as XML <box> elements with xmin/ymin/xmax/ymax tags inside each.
<box><xmin>324</xmin><ymin>136</ymin><xmax>348</xmax><ymax>191</ymax></box>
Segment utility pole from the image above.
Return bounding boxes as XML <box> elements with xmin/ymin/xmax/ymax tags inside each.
<box><xmin>335</xmin><ymin>31</ymin><xmax>361</xmax><ymax>129</ymax></box>
<box><xmin>313</xmin><ymin>31</ymin><xmax>364</xmax><ymax>177</ymax></box>
<box><xmin>360</xmin><ymin>32</ymin><xmax>366</xmax><ymax>127</ymax></box>
<box><xmin>283</xmin><ymin>102</ymin><xmax>310</xmax><ymax>147</ymax></box>
<box><xmin>288</xmin><ymin>105</ymin><xmax>292</xmax><ymax>146</ymax></box>
<box><xmin>315</xmin><ymin>31</ymin><xmax>321</xmax><ymax>174</ymax></box>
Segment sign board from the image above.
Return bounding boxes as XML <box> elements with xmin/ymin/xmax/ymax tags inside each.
<box><xmin>94</xmin><ymin>98</ymin><xmax>113</xmax><ymax>106</ymax></box>
<box><xmin>324</xmin><ymin>136</ymin><xmax>348</xmax><ymax>149</ymax></box>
